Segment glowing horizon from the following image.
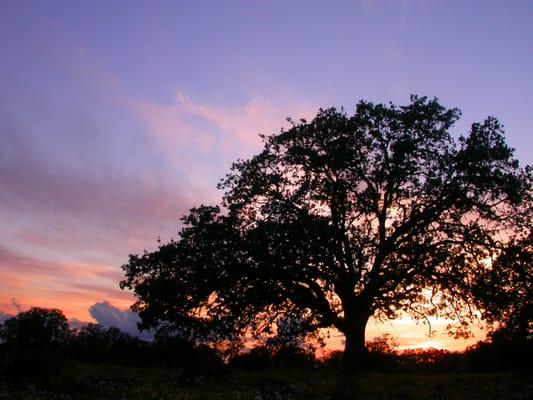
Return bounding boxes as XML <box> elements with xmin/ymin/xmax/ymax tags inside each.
<box><xmin>0</xmin><ymin>290</ymin><xmax>485</xmax><ymax>353</ymax></box>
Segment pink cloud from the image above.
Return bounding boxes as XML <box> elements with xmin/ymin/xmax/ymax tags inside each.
<box><xmin>135</xmin><ymin>90</ymin><xmax>317</xmax><ymax>166</ymax></box>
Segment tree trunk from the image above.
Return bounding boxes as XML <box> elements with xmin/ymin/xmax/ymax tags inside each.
<box><xmin>342</xmin><ymin>314</ymin><xmax>370</xmax><ymax>372</ymax></box>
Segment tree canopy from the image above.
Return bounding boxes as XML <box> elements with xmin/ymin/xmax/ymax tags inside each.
<box><xmin>0</xmin><ymin>307</ymin><xmax>70</xmax><ymax>349</ymax></box>
<box><xmin>121</xmin><ymin>96</ymin><xmax>532</xmax><ymax>369</ymax></box>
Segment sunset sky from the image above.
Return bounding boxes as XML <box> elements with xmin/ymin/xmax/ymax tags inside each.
<box><xmin>1</xmin><ymin>0</ymin><xmax>532</xmax><ymax>351</ymax></box>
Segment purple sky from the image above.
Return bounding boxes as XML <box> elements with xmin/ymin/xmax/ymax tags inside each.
<box><xmin>1</xmin><ymin>0</ymin><xmax>531</xmax><ymax>349</ymax></box>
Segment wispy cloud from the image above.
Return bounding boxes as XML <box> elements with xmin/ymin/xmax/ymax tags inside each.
<box><xmin>0</xmin><ymin>245</ymin><xmax>133</xmax><ymax>320</ymax></box>
<box><xmin>135</xmin><ymin>90</ymin><xmax>316</xmax><ymax>167</ymax></box>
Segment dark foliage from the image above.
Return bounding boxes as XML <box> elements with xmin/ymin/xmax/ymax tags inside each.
<box><xmin>68</xmin><ymin>323</ymin><xmax>149</xmax><ymax>365</ymax></box>
<box><xmin>2</xmin><ymin>347</ymin><xmax>70</xmax><ymax>386</ymax></box>
<box><xmin>178</xmin><ymin>343</ymin><xmax>228</xmax><ymax>384</ymax></box>
<box><xmin>464</xmin><ymin>329</ymin><xmax>533</xmax><ymax>372</ymax></box>
<box><xmin>0</xmin><ymin>307</ymin><xmax>70</xmax><ymax>350</ymax></box>
<box><xmin>67</xmin><ymin>323</ymin><xmax>227</xmax><ymax>373</ymax></box>
<box><xmin>0</xmin><ymin>308</ymin><xmax>227</xmax><ymax>385</ymax></box>
<box><xmin>474</xmin><ymin>232</ymin><xmax>532</xmax><ymax>341</ymax></box>
<box><xmin>0</xmin><ymin>306</ymin><xmax>531</xmax><ymax>381</ymax></box>
<box><xmin>230</xmin><ymin>344</ymin><xmax>316</xmax><ymax>371</ymax></box>
<box><xmin>149</xmin><ymin>334</ymin><xmax>198</xmax><ymax>367</ymax></box>
<box><xmin>397</xmin><ymin>348</ymin><xmax>463</xmax><ymax>372</ymax></box>
<box><xmin>0</xmin><ymin>308</ymin><xmax>71</xmax><ymax>381</ymax></box>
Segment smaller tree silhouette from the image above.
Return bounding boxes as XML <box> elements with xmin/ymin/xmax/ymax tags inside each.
<box><xmin>0</xmin><ymin>308</ymin><xmax>71</xmax><ymax>380</ymax></box>
<box><xmin>0</xmin><ymin>307</ymin><xmax>70</xmax><ymax>349</ymax></box>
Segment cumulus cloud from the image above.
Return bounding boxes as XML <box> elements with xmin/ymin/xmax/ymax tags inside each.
<box><xmin>89</xmin><ymin>301</ymin><xmax>153</xmax><ymax>340</ymax></box>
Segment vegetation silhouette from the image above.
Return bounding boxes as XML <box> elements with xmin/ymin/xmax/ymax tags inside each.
<box><xmin>120</xmin><ymin>95</ymin><xmax>532</xmax><ymax>371</ymax></box>
<box><xmin>68</xmin><ymin>323</ymin><xmax>147</xmax><ymax>365</ymax></box>
<box><xmin>0</xmin><ymin>307</ymin><xmax>70</xmax><ymax>348</ymax></box>
<box><xmin>0</xmin><ymin>308</ymin><xmax>228</xmax><ymax>391</ymax></box>
<box><xmin>0</xmin><ymin>307</ymin><xmax>71</xmax><ymax>380</ymax></box>
<box><xmin>0</xmin><ymin>307</ymin><xmax>531</xmax><ymax>398</ymax></box>
<box><xmin>475</xmin><ymin>232</ymin><xmax>532</xmax><ymax>341</ymax></box>
<box><xmin>1</xmin><ymin>307</ymin><xmax>530</xmax><ymax>373</ymax></box>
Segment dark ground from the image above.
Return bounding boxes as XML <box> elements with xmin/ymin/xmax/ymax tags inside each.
<box><xmin>1</xmin><ymin>364</ymin><xmax>532</xmax><ymax>400</ymax></box>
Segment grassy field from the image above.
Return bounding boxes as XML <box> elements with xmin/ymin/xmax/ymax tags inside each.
<box><xmin>1</xmin><ymin>364</ymin><xmax>532</xmax><ymax>400</ymax></box>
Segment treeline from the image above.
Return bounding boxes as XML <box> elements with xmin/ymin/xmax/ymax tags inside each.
<box><xmin>0</xmin><ymin>307</ymin><xmax>531</xmax><ymax>381</ymax></box>
<box><xmin>0</xmin><ymin>308</ymin><xmax>226</xmax><ymax>380</ymax></box>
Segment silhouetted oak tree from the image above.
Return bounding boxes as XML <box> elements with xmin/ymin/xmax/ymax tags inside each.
<box><xmin>121</xmin><ymin>96</ymin><xmax>532</xmax><ymax>369</ymax></box>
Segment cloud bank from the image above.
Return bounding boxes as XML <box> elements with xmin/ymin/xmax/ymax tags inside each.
<box><xmin>89</xmin><ymin>301</ymin><xmax>153</xmax><ymax>340</ymax></box>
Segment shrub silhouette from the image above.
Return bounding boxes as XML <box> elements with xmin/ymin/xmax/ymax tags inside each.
<box><xmin>230</xmin><ymin>344</ymin><xmax>315</xmax><ymax>371</ymax></box>
<box><xmin>465</xmin><ymin>329</ymin><xmax>533</xmax><ymax>372</ymax></box>
<box><xmin>150</xmin><ymin>334</ymin><xmax>199</xmax><ymax>367</ymax></box>
<box><xmin>178</xmin><ymin>343</ymin><xmax>227</xmax><ymax>384</ymax></box>
<box><xmin>69</xmin><ymin>323</ymin><xmax>148</xmax><ymax>365</ymax></box>
<box><xmin>230</xmin><ymin>346</ymin><xmax>274</xmax><ymax>371</ymax></box>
